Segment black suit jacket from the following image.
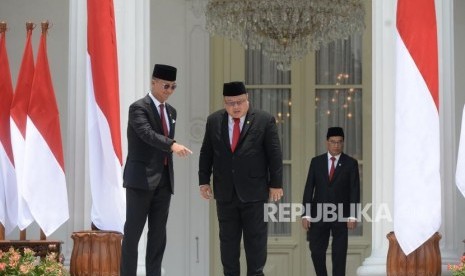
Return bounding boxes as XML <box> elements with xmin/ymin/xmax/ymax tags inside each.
<box><xmin>302</xmin><ymin>152</ymin><xmax>360</xmax><ymax>219</ymax></box>
<box><xmin>198</xmin><ymin>108</ymin><xmax>283</xmax><ymax>202</ymax></box>
<box><xmin>123</xmin><ymin>95</ymin><xmax>176</xmax><ymax>192</ymax></box>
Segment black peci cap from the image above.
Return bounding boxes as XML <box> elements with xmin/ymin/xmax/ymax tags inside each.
<box><xmin>327</xmin><ymin>127</ymin><xmax>345</xmax><ymax>139</ymax></box>
<box><xmin>223</xmin><ymin>81</ymin><xmax>247</xmax><ymax>96</ymax></box>
<box><xmin>152</xmin><ymin>64</ymin><xmax>177</xmax><ymax>81</ymax></box>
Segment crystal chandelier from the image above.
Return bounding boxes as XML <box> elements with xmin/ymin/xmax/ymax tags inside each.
<box><xmin>205</xmin><ymin>0</ymin><xmax>365</xmax><ymax>71</ymax></box>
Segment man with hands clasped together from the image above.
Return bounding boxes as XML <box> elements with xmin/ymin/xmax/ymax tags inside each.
<box><xmin>198</xmin><ymin>81</ymin><xmax>284</xmax><ymax>276</ymax></box>
<box><xmin>301</xmin><ymin>127</ymin><xmax>360</xmax><ymax>276</ymax></box>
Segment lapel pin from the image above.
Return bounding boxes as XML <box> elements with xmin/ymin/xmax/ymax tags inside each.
<box><xmin>247</xmin><ymin>121</ymin><xmax>250</xmax><ymax>124</ymax></box>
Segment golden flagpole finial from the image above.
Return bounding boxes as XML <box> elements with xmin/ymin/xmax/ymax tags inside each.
<box><xmin>41</xmin><ymin>20</ymin><xmax>49</xmax><ymax>34</ymax></box>
<box><xmin>26</xmin><ymin>21</ymin><xmax>35</xmax><ymax>31</ymax></box>
<box><xmin>0</xmin><ymin>21</ymin><xmax>7</xmax><ymax>33</ymax></box>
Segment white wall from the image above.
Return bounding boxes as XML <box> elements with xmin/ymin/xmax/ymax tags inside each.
<box><xmin>454</xmin><ymin>0</ymin><xmax>465</xmax><ymax>256</ymax></box>
<box><xmin>150</xmin><ymin>1</ymin><xmax>210</xmax><ymax>275</ymax></box>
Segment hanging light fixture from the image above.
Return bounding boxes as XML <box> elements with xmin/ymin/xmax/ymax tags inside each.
<box><xmin>205</xmin><ymin>0</ymin><xmax>365</xmax><ymax>71</ymax></box>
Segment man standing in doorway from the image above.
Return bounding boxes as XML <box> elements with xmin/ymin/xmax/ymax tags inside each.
<box><xmin>301</xmin><ymin>127</ymin><xmax>360</xmax><ymax>276</ymax></box>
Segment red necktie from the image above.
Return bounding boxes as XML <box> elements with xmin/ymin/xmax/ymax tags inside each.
<box><xmin>329</xmin><ymin>156</ymin><xmax>336</xmax><ymax>181</ymax></box>
<box><xmin>231</xmin><ymin>118</ymin><xmax>240</xmax><ymax>152</ymax></box>
<box><xmin>159</xmin><ymin>104</ymin><xmax>169</xmax><ymax>165</ymax></box>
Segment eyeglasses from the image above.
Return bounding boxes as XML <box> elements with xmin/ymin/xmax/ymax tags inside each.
<box><xmin>224</xmin><ymin>99</ymin><xmax>247</xmax><ymax>107</ymax></box>
<box><xmin>328</xmin><ymin>140</ymin><xmax>344</xmax><ymax>146</ymax></box>
<box><xmin>160</xmin><ymin>82</ymin><xmax>177</xmax><ymax>90</ymax></box>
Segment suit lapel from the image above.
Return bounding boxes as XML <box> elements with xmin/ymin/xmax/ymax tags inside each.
<box><xmin>145</xmin><ymin>95</ymin><xmax>162</xmax><ymax>131</ymax></box>
<box><xmin>321</xmin><ymin>155</ymin><xmax>331</xmax><ymax>183</ymax></box>
<box><xmin>221</xmin><ymin>112</ymin><xmax>231</xmax><ymax>151</ymax></box>
<box><xmin>165</xmin><ymin>103</ymin><xmax>175</xmax><ymax>138</ymax></box>
<box><xmin>238</xmin><ymin>109</ymin><xmax>254</xmax><ymax>144</ymax></box>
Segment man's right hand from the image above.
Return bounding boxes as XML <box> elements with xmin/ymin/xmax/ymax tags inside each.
<box><xmin>171</xmin><ymin>142</ymin><xmax>193</xmax><ymax>157</ymax></box>
<box><xmin>301</xmin><ymin>217</ymin><xmax>311</xmax><ymax>231</ymax></box>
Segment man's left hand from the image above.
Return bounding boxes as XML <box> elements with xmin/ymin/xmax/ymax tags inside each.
<box><xmin>347</xmin><ymin>218</ymin><xmax>357</xmax><ymax>230</ymax></box>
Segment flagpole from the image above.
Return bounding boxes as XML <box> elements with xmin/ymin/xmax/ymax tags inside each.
<box><xmin>20</xmin><ymin>22</ymin><xmax>34</xmax><ymax>242</ymax></box>
<box><xmin>11</xmin><ymin>21</ymin><xmax>36</xmax><ymax>241</ymax></box>
<box><xmin>39</xmin><ymin>20</ymin><xmax>50</xmax><ymax>240</ymax></box>
<box><xmin>19</xmin><ymin>230</ymin><xmax>26</xmax><ymax>240</ymax></box>
<box><xmin>0</xmin><ymin>21</ymin><xmax>5</xmax><ymax>241</ymax></box>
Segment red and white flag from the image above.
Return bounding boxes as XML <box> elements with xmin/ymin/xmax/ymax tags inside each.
<box><xmin>0</xmin><ymin>27</ymin><xmax>18</xmax><ymax>234</ymax></box>
<box><xmin>394</xmin><ymin>0</ymin><xmax>441</xmax><ymax>255</ymax></box>
<box><xmin>456</xmin><ymin>105</ymin><xmax>465</xmax><ymax>198</ymax></box>
<box><xmin>22</xmin><ymin>25</ymin><xmax>69</xmax><ymax>236</ymax></box>
<box><xmin>10</xmin><ymin>24</ymin><xmax>35</xmax><ymax>230</ymax></box>
<box><xmin>87</xmin><ymin>0</ymin><xmax>125</xmax><ymax>232</ymax></box>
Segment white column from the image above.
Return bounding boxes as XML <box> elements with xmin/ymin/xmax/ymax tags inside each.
<box><xmin>357</xmin><ymin>2</ymin><xmax>396</xmax><ymax>275</ymax></box>
<box><xmin>114</xmin><ymin>0</ymin><xmax>150</xmax><ymax>155</ymax></box>
<box><xmin>438</xmin><ymin>0</ymin><xmax>465</xmax><ymax>272</ymax></box>
<box><xmin>185</xmin><ymin>1</ymin><xmax>211</xmax><ymax>275</ymax></box>
<box><xmin>149</xmin><ymin>0</ymin><xmax>211</xmax><ymax>275</ymax></box>
<box><xmin>454</xmin><ymin>0</ymin><xmax>465</xmax><ymax>259</ymax></box>
<box><xmin>113</xmin><ymin>0</ymin><xmax>151</xmax><ymax>274</ymax></box>
<box><xmin>67</xmin><ymin>0</ymin><xmax>150</xmax><ymax>270</ymax></box>
<box><xmin>67</xmin><ymin>0</ymin><xmax>90</xmax><ymax>263</ymax></box>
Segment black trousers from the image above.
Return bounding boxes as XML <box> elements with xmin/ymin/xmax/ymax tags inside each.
<box><xmin>120</xmin><ymin>167</ymin><xmax>172</xmax><ymax>276</ymax></box>
<box><xmin>308</xmin><ymin>222</ymin><xmax>348</xmax><ymax>276</ymax></box>
<box><xmin>216</xmin><ymin>194</ymin><xmax>268</xmax><ymax>276</ymax></box>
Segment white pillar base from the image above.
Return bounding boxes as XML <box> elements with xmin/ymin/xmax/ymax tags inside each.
<box><xmin>357</xmin><ymin>250</ymin><xmax>387</xmax><ymax>276</ymax></box>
